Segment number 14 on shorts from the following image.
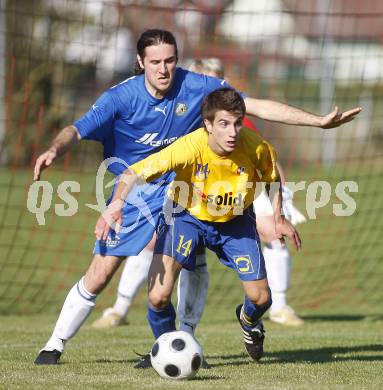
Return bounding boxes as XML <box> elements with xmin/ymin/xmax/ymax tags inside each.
<box><xmin>176</xmin><ymin>235</ymin><xmax>193</xmax><ymax>257</ymax></box>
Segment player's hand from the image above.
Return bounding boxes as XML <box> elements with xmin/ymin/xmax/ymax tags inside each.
<box><xmin>282</xmin><ymin>186</ymin><xmax>307</xmax><ymax>226</ymax></box>
<box><xmin>320</xmin><ymin>106</ymin><xmax>362</xmax><ymax>129</ymax></box>
<box><xmin>94</xmin><ymin>199</ymin><xmax>124</xmax><ymax>241</ymax></box>
<box><xmin>33</xmin><ymin>149</ymin><xmax>57</xmax><ymax>181</ymax></box>
<box><xmin>275</xmin><ymin>217</ymin><xmax>302</xmax><ymax>251</ymax></box>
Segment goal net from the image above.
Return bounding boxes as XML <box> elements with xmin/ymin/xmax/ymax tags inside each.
<box><xmin>0</xmin><ymin>0</ymin><xmax>382</xmax><ymax>315</ymax></box>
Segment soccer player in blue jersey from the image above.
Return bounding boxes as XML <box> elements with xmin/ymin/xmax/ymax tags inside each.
<box><xmin>96</xmin><ymin>88</ymin><xmax>301</xmax><ymax>362</ymax></box>
<box><xmin>33</xmin><ymin>29</ymin><xmax>361</xmax><ymax>365</ymax></box>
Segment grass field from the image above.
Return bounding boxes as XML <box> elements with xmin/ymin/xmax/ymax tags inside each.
<box><xmin>1</xmin><ymin>308</ymin><xmax>382</xmax><ymax>389</ymax></box>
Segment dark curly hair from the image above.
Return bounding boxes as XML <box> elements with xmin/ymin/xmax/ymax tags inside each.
<box><xmin>134</xmin><ymin>29</ymin><xmax>178</xmax><ymax>75</ymax></box>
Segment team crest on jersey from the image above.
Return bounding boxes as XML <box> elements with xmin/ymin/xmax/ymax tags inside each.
<box><xmin>195</xmin><ymin>163</ymin><xmax>210</xmax><ymax>179</ymax></box>
<box><xmin>237</xmin><ymin>166</ymin><xmax>246</xmax><ymax>175</ymax></box>
<box><xmin>175</xmin><ymin>102</ymin><xmax>187</xmax><ymax>116</ymax></box>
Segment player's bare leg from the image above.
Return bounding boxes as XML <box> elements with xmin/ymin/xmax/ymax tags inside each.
<box><xmin>34</xmin><ymin>254</ymin><xmax>123</xmax><ymax>364</ymax></box>
<box><xmin>147</xmin><ymin>254</ymin><xmax>182</xmax><ymax>335</ymax></box>
<box><xmin>91</xmin><ymin>235</ymin><xmax>157</xmax><ymax>329</ymax></box>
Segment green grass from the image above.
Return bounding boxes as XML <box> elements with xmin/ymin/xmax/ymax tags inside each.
<box><xmin>0</xmin><ymin>309</ymin><xmax>382</xmax><ymax>389</ymax></box>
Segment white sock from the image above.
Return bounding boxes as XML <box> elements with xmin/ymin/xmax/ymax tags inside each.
<box><xmin>43</xmin><ymin>277</ymin><xmax>96</xmax><ymax>352</ymax></box>
<box><xmin>270</xmin><ymin>292</ymin><xmax>287</xmax><ymax>311</ymax></box>
<box><xmin>179</xmin><ymin>322</ymin><xmax>195</xmax><ymax>335</ymax></box>
<box><xmin>177</xmin><ymin>254</ymin><xmax>209</xmax><ymax>334</ymax></box>
<box><xmin>113</xmin><ymin>248</ymin><xmax>153</xmax><ymax>318</ymax></box>
<box><xmin>263</xmin><ymin>240</ymin><xmax>291</xmax><ymax>312</ymax></box>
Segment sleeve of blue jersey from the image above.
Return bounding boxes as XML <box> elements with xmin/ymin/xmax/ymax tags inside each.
<box><xmin>73</xmin><ymin>91</ymin><xmax>118</xmax><ymax>142</ymax></box>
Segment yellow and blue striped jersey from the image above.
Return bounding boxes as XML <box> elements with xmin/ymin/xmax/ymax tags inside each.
<box><xmin>131</xmin><ymin>127</ymin><xmax>278</xmax><ymax>222</ymax></box>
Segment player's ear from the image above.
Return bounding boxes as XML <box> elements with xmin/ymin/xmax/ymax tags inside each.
<box><xmin>137</xmin><ymin>54</ymin><xmax>144</xmax><ymax>70</ymax></box>
<box><xmin>204</xmin><ymin>118</ymin><xmax>213</xmax><ymax>134</ymax></box>
<box><xmin>236</xmin><ymin>117</ymin><xmax>243</xmax><ymax>129</ymax></box>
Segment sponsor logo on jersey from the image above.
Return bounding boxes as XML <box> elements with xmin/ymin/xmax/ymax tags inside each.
<box><xmin>195</xmin><ymin>163</ymin><xmax>210</xmax><ymax>179</ymax></box>
<box><xmin>206</xmin><ymin>192</ymin><xmax>244</xmax><ymax>206</ymax></box>
<box><xmin>105</xmin><ymin>234</ymin><xmax>120</xmax><ymax>247</ymax></box>
<box><xmin>234</xmin><ymin>255</ymin><xmax>254</xmax><ymax>274</ymax></box>
<box><xmin>192</xmin><ymin>185</ymin><xmax>245</xmax><ymax>207</ymax></box>
<box><xmin>135</xmin><ymin>133</ymin><xmax>178</xmax><ymax>147</ymax></box>
<box><xmin>154</xmin><ymin>105</ymin><xmax>167</xmax><ymax>116</ymax></box>
<box><xmin>175</xmin><ymin>102</ymin><xmax>187</xmax><ymax>116</ymax></box>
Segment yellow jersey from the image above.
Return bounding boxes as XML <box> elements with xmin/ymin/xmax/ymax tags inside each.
<box><xmin>130</xmin><ymin>127</ymin><xmax>278</xmax><ymax>222</ymax></box>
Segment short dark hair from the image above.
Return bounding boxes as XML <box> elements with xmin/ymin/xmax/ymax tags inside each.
<box><xmin>201</xmin><ymin>88</ymin><xmax>246</xmax><ymax>122</ymax></box>
<box><xmin>134</xmin><ymin>29</ymin><xmax>178</xmax><ymax>75</ymax></box>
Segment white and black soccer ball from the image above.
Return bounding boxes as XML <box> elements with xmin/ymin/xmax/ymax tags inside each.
<box><xmin>150</xmin><ymin>331</ymin><xmax>203</xmax><ymax>380</ymax></box>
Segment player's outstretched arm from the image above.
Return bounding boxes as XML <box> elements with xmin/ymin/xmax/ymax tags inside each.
<box><xmin>244</xmin><ymin>97</ymin><xmax>362</xmax><ymax>129</ymax></box>
<box><xmin>33</xmin><ymin>125</ymin><xmax>81</xmax><ymax>180</ymax></box>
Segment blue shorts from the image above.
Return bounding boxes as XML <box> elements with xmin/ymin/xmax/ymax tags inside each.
<box><xmin>154</xmin><ymin>206</ymin><xmax>266</xmax><ymax>281</ymax></box>
<box><xmin>94</xmin><ymin>181</ymin><xmax>167</xmax><ymax>257</ymax></box>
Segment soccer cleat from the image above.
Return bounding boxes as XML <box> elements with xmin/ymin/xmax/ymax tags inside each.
<box><xmin>134</xmin><ymin>352</ymin><xmax>152</xmax><ymax>369</ymax></box>
<box><xmin>34</xmin><ymin>349</ymin><xmax>62</xmax><ymax>365</ymax></box>
<box><xmin>269</xmin><ymin>306</ymin><xmax>304</xmax><ymax>326</ymax></box>
<box><xmin>91</xmin><ymin>307</ymin><xmax>127</xmax><ymax>329</ymax></box>
<box><xmin>235</xmin><ymin>304</ymin><xmax>265</xmax><ymax>361</ymax></box>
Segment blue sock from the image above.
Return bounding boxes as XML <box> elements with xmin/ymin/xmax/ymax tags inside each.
<box><xmin>147</xmin><ymin>303</ymin><xmax>176</xmax><ymax>339</ymax></box>
<box><xmin>241</xmin><ymin>295</ymin><xmax>272</xmax><ymax>329</ymax></box>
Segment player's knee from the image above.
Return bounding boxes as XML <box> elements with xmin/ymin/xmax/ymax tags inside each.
<box><xmin>247</xmin><ymin>287</ymin><xmax>271</xmax><ymax>307</ymax></box>
<box><xmin>148</xmin><ymin>289</ymin><xmax>171</xmax><ymax>310</ymax></box>
<box><xmin>85</xmin><ymin>270</ymin><xmax>111</xmax><ymax>294</ymax></box>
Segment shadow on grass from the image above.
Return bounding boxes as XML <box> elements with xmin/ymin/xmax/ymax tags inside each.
<box><xmin>92</xmin><ymin>358</ymin><xmax>139</xmax><ymax>364</ymax></box>
<box><xmin>89</xmin><ymin>359</ymin><xmax>224</xmax><ymax>380</ymax></box>
<box><xmin>190</xmin><ymin>375</ymin><xmax>224</xmax><ymax>381</ymax></box>
<box><xmin>298</xmin><ymin>314</ymin><xmax>383</xmax><ymax>322</ymax></box>
<box><xmin>207</xmin><ymin>344</ymin><xmax>383</xmax><ymax>367</ymax></box>
<box><xmin>85</xmin><ymin>342</ymin><xmax>383</xmax><ymax>368</ymax></box>
<box><xmin>206</xmin><ymin>352</ymin><xmax>255</xmax><ymax>368</ymax></box>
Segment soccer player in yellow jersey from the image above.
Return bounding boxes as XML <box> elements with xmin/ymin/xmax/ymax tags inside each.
<box><xmin>95</xmin><ymin>88</ymin><xmax>301</xmax><ymax>362</ymax></box>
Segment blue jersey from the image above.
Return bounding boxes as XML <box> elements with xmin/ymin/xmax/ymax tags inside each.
<box><xmin>74</xmin><ymin>67</ymin><xmax>232</xmax><ymax>256</ymax></box>
<box><xmin>74</xmin><ymin>67</ymin><xmax>228</xmax><ymax>179</ymax></box>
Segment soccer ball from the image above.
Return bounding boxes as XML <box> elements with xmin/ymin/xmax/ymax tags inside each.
<box><xmin>150</xmin><ymin>331</ymin><xmax>203</xmax><ymax>380</ymax></box>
